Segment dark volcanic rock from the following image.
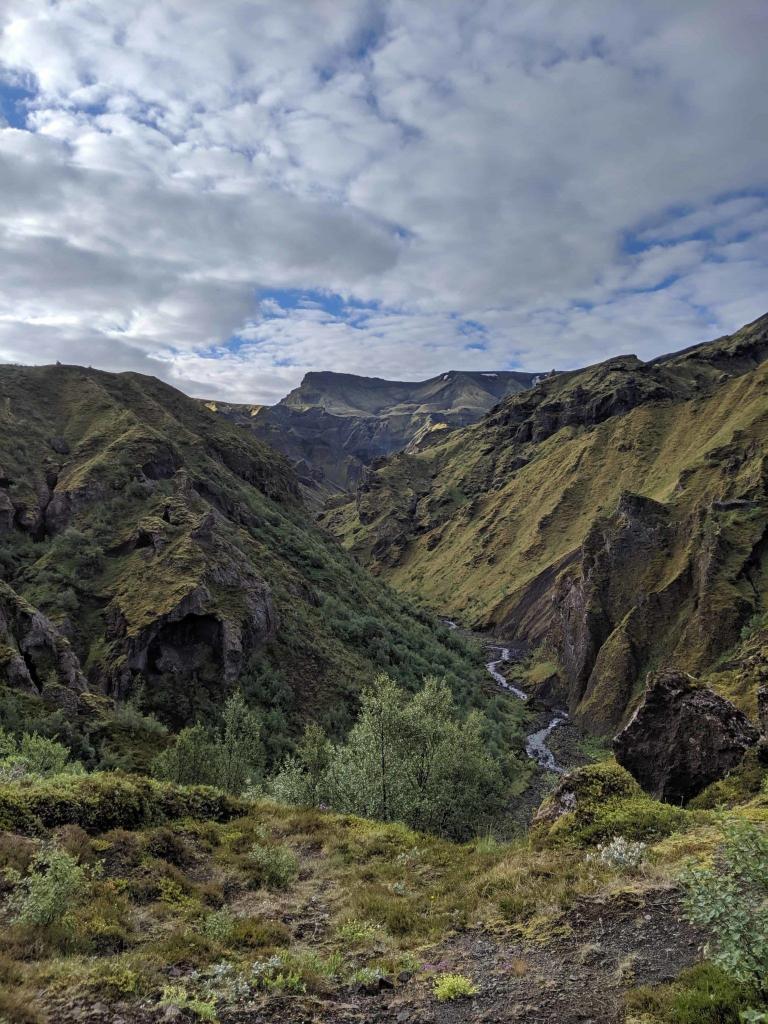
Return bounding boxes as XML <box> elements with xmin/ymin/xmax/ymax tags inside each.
<box><xmin>0</xmin><ymin>582</ymin><xmax>87</xmax><ymax>693</ymax></box>
<box><xmin>613</xmin><ymin>670</ymin><xmax>759</xmax><ymax>803</ymax></box>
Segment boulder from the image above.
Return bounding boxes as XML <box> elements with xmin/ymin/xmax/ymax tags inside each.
<box><xmin>613</xmin><ymin>670</ymin><xmax>759</xmax><ymax>803</ymax></box>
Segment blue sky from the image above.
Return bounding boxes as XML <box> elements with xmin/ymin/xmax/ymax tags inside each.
<box><xmin>0</xmin><ymin>1</ymin><xmax>766</xmax><ymax>402</ymax></box>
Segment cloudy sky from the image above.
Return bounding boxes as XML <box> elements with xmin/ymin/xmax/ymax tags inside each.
<box><xmin>0</xmin><ymin>1</ymin><xmax>766</xmax><ymax>402</ymax></box>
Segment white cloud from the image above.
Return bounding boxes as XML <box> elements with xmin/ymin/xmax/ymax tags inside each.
<box><xmin>0</xmin><ymin>0</ymin><xmax>766</xmax><ymax>402</ymax></box>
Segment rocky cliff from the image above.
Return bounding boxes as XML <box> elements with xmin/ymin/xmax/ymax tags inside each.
<box><xmin>0</xmin><ymin>364</ymin><xmax>486</xmax><ymax>736</ymax></box>
<box><xmin>324</xmin><ymin>314</ymin><xmax>768</xmax><ymax>735</ymax></box>
<box><xmin>206</xmin><ymin>369</ymin><xmax>537</xmax><ymax>497</ymax></box>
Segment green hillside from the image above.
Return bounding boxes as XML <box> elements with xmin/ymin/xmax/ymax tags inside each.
<box><xmin>0</xmin><ymin>364</ymin><xmax>489</xmax><ymax>758</ymax></box>
<box><xmin>324</xmin><ymin>314</ymin><xmax>768</xmax><ymax>733</ymax></box>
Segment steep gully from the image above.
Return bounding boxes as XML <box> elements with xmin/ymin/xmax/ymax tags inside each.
<box><xmin>444</xmin><ymin>621</ymin><xmax>567</xmax><ymax>773</ymax></box>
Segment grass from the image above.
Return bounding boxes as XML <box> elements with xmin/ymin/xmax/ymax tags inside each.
<box><xmin>0</xmin><ymin>765</ymin><xmax>766</xmax><ymax>1018</ymax></box>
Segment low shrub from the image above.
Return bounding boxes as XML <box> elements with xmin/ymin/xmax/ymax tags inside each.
<box><xmin>230</xmin><ymin>916</ymin><xmax>290</xmax><ymax>950</ymax></box>
<box><xmin>588</xmin><ymin>836</ymin><xmax>647</xmax><ymax>871</ymax></box>
<box><xmin>433</xmin><ymin>973</ymin><xmax>478</xmax><ymax>1001</ymax></box>
<box><xmin>682</xmin><ymin>820</ymin><xmax>768</xmax><ymax>995</ymax></box>
<box><xmin>246</xmin><ymin>842</ymin><xmax>299</xmax><ymax>890</ymax></box>
<box><xmin>626</xmin><ymin>961</ymin><xmax>758</xmax><ymax>1024</ymax></box>
<box><xmin>0</xmin><ymin>772</ymin><xmax>246</xmax><ymax>835</ymax></box>
<box><xmin>7</xmin><ymin>844</ymin><xmax>95</xmax><ymax>928</ymax></box>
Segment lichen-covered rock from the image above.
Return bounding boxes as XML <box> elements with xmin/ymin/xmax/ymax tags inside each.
<box><xmin>613</xmin><ymin>670</ymin><xmax>759</xmax><ymax>803</ymax></box>
<box><xmin>0</xmin><ymin>582</ymin><xmax>87</xmax><ymax>693</ymax></box>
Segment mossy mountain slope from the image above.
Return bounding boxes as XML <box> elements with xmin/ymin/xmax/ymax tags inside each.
<box><xmin>324</xmin><ymin>314</ymin><xmax>768</xmax><ymax>734</ymax></box>
<box><xmin>0</xmin><ymin>364</ymin><xmax>487</xmax><ymax>743</ymax></box>
<box><xmin>207</xmin><ymin>369</ymin><xmax>537</xmax><ymax>496</ymax></box>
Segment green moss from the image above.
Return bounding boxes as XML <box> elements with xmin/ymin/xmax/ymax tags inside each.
<box><xmin>690</xmin><ymin>749</ymin><xmax>767</xmax><ymax>810</ymax></box>
<box><xmin>0</xmin><ymin>772</ymin><xmax>245</xmax><ymax>835</ymax></box>
<box><xmin>532</xmin><ymin>762</ymin><xmax>696</xmax><ymax>848</ymax></box>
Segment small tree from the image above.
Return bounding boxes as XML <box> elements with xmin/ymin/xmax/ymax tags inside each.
<box><xmin>215</xmin><ymin>691</ymin><xmax>264</xmax><ymax>794</ymax></box>
<box><xmin>0</xmin><ymin>728</ymin><xmax>81</xmax><ymax>781</ymax></box>
<box><xmin>151</xmin><ymin>693</ymin><xmax>265</xmax><ymax>795</ymax></box>
<box><xmin>682</xmin><ymin>820</ymin><xmax>768</xmax><ymax>998</ymax></box>
<box><xmin>274</xmin><ymin>674</ymin><xmax>508</xmax><ymax>839</ymax></box>
<box><xmin>269</xmin><ymin>722</ymin><xmax>332</xmax><ymax>806</ymax></box>
<box><xmin>151</xmin><ymin>723</ymin><xmax>217</xmax><ymax>787</ymax></box>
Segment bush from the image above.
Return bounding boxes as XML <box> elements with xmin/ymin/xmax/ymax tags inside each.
<box><xmin>626</xmin><ymin>961</ymin><xmax>758</xmax><ymax>1024</ymax></box>
<box><xmin>682</xmin><ymin>821</ymin><xmax>768</xmax><ymax>996</ymax></box>
<box><xmin>247</xmin><ymin>842</ymin><xmax>299</xmax><ymax>890</ymax></box>
<box><xmin>7</xmin><ymin>845</ymin><xmax>94</xmax><ymax>927</ymax></box>
<box><xmin>433</xmin><ymin>973</ymin><xmax>478</xmax><ymax>1001</ymax></box>
<box><xmin>0</xmin><ymin>772</ymin><xmax>246</xmax><ymax>835</ymax></box>
<box><xmin>152</xmin><ymin>692</ymin><xmax>264</xmax><ymax>795</ymax></box>
<box><xmin>272</xmin><ymin>675</ymin><xmax>508</xmax><ymax>839</ymax></box>
<box><xmin>0</xmin><ymin>728</ymin><xmax>82</xmax><ymax>783</ymax></box>
<box><xmin>202</xmin><ymin>907</ymin><xmax>236</xmax><ymax>943</ymax></box>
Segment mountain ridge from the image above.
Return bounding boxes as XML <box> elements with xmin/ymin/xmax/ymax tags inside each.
<box><xmin>322</xmin><ymin>313</ymin><xmax>768</xmax><ymax>735</ymax></box>
<box><xmin>204</xmin><ymin>367</ymin><xmax>539</xmax><ymax>496</ymax></box>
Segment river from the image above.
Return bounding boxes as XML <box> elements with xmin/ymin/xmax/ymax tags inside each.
<box><xmin>444</xmin><ymin>619</ymin><xmax>567</xmax><ymax>773</ymax></box>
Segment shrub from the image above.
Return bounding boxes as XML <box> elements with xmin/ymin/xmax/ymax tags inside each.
<box><xmin>0</xmin><ymin>728</ymin><xmax>81</xmax><ymax>783</ymax></box>
<box><xmin>152</xmin><ymin>692</ymin><xmax>264</xmax><ymax>795</ymax></box>
<box><xmin>682</xmin><ymin>820</ymin><xmax>768</xmax><ymax>996</ymax></box>
<box><xmin>160</xmin><ymin>985</ymin><xmax>217</xmax><ymax>1021</ymax></box>
<box><xmin>588</xmin><ymin>836</ymin><xmax>647</xmax><ymax>871</ymax></box>
<box><xmin>246</xmin><ymin>842</ymin><xmax>299</xmax><ymax>890</ymax></box>
<box><xmin>0</xmin><ymin>772</ymin><xmax>246</xmax><ymax>835</ymax></box>
<box><xmin>433</xmin><ymin>973</ymin><xmax>478</xmax><ymax>1001</ymax></box>
<box><xmin>275</xmin><ymin>674</ymin><xmax>507</xmax><ymax>840</ymax></box>
<box><xmin>202</xmin><ymin>907</ymin><xmax>236</xmax><ymax>944</ymax></box>
<box><xmin>626</xmin><ymin>961</ymin><xmax>758</xmax><ymax>1024</ymax></box>
<box><xmin>7</xmin><ymin>844</ymin><xmax>94</xmax><ymax>927</ymax></box>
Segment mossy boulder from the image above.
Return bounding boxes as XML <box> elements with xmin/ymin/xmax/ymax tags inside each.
<box><xmin>531</xmin><ymin>761</ymin><xmax>693</xmax><ymax>847</ymax></box>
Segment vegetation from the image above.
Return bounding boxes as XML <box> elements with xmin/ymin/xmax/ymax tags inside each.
<box><xmin>682</xmin><ymin>820</ymin><xmax>768</xmax><ymax>997</ymax></box>
<box><xmin>152</xmin><ymin>692</ymin><xmax>264</xmax><ymax>794</ymax></box>
<box><xmin>270</xmin><ymin>674</ymin><xmax>509</xmax><ymax>839</ymax></box>
<box><xmin>324</xmin><ymin>316</ymin><xmax>768</xmax><ymax>732</ymax></box>
<box><xmin>0</xmin><ymin>362</ymin><xmax>495</xmax><ymax>765</ymax></box>
<box><xmin>0</xmin><ymin>758</ymin><xmax>762</xmax><ymax>1020</ymax></box>
<box><xmin>433</xmin><ymin>972</ymin><xmax>478</xmax><ymax>1000</ymax></box>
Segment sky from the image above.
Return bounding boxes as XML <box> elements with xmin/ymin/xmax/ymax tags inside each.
<box><xmin>0</xmin><ymin>1</ymin><xmax>766</xmax><ymax>403</ymax></box>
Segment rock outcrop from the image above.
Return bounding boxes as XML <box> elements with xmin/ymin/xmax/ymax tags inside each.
<box><xmin>209</xmin><ymin>369</ymin><xmax>537</xmax><ymax>499</ymax></box>
<box><xmin>0</xmin><ymin>582</ymin><xmax>87</xmax><ymax>693</ymax></box>
<box><xmin>613</xmin><ymin>670</ymin><xmax>759</xmax><ymax>803</ymax></box>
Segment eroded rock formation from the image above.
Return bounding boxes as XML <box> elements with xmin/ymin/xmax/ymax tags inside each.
<box><xmin>0</xmin><ymin>582</ymin><xmax>87</xmax><ymax>693</ymax></box>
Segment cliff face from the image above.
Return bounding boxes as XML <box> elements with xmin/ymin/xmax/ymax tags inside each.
<box><xmin>0</xmin><ymin>364</ymin><xmax>485</xmax><ymax>733</ymax></box>
<box><xmin>206</xmin><ymin>369</ymin><xmax>537</xmax><ymax>497</ymax></box>
<box><xmin>324</xmin><ymin>314</ymin><xmax>768</xmax><ymax>734</ymax></box>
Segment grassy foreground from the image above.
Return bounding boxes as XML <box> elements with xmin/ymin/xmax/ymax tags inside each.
<box><xmin>0</xmin><ymin>762</ymin><xmax>766</xmax><ymax>1023</ymax></box>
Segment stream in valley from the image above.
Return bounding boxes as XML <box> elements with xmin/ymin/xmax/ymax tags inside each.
<box><xmin>444</xmin><ymin>620</ymin><xmax>567</xmax><ymax>773</ymax></box>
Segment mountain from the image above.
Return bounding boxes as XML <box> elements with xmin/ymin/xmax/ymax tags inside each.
<box><xmin>205</xmin><ymin>368</ymin><xmax>538</xmax><ymax>497</ymax></box>
<box><xmin>0</xmin><ymin>363</ymin><xmax>488</xmax><ymax>750</ymax></box>
<box><xmin>323</xmin><ymin>314</ymin><xmax>768</xmax><ymax>735</ymax></box>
